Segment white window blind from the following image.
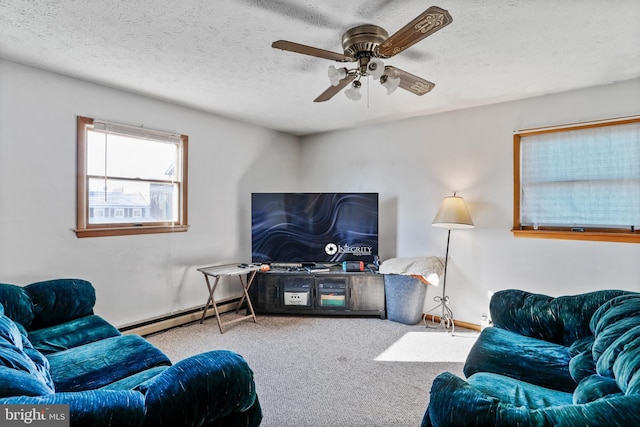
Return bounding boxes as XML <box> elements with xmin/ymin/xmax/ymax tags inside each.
<box><xmin>519</xmin><ymin>121</ymin><xmax>640</xmax><ymax>230</ymax></box>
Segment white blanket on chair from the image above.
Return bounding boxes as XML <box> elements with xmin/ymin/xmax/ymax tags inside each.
<box><xmin>379</xmin><ymin>256</ymin><xmax>444</xmax><ymax>285</ymax></box>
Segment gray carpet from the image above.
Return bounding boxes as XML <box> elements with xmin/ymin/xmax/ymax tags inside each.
<box><xmin>146</xmin><ymin>313</ymin><xmax>472</xmax><ymax>427</ymax></box>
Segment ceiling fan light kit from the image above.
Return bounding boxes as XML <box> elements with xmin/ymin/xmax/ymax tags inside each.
<box><xmin>367</xmin><ymin>58</ymin><xmax>386</xmax><ymax>80</ymax></box>
<box><xmin>328</xmin><ymin>65</ymin><xmax>348</xmax><ymax>86</ymax></box>
<box><xmin>380</xmin><ymin>74</ymin><xmax>401</xmax><ymax>95</ymax></box>
<box><xmin>271</xmin><ymin>6</ymin><xmax>453</xmax><ymax>103</ymax></box>
<box><xmin>344</xmin><ymin>80</ymin><xmax>362</xmax><ymax>101</ymax></box>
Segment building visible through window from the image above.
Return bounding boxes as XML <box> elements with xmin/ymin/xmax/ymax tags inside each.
<box><xmin>76</xmin><ymin>116</ymin><xmax>189</xmax><ymax>237</ymax></box>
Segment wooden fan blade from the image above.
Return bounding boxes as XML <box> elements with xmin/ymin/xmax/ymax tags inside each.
<box><xmin>377</xmin><ymin>6</ymin><xmax>452</xmax><ymax>58</ymax></box>
<box><xmin>314</xmin><ymin>74</ymin><xmax>356</xmax><ymax>102</ymax></box>
<box><xmin>385</xmin><ymin>66</ymin><xmax>435</xmax><ymax>96</ymax></box>
<box><xmin>272</xmin><ymin>40</ymin><xmax>353</xmax><ymax>62</ymax></box>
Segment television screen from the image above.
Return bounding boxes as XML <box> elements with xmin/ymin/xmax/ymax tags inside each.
<box><xmin>251</xmin><ymin>192</ymin><xmax>379</xmax><ymax>264</ymax></box>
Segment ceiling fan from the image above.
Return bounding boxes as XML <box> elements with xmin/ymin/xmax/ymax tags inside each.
<box><xmin>272</xmin><ymin>5</ymin><xmax>452</xmax><ymax>102</ymax></box>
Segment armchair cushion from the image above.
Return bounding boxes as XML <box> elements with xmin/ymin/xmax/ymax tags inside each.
<box><xmin>25</xmin><ymin>279</ymin><xmax>96</xmax><ymax>330</ymax></box>
<box><xmin>463</xmin><ymin>326</ymin><xmax>574</xmax><ymax>392</ymax></box>
<box><xmin>47</xmin><ymin>335</ymin><xmax>171</xmax><ymax>392</ymax></box>
<box><xmin>27</xmin><ymin>315</ymin><xmax>120</xmax><ymax>354</ymax></box>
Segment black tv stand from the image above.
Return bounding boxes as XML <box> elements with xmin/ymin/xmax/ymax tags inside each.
<box><xmin>249</xmin><ymin>266</ymin><xmax>386</xmax><ymax>318</ymax></box>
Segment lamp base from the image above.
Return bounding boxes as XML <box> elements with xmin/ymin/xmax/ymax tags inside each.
<box><xmin>423</xmin><ymin>295</ymin><xmax>455</xmax><ymax>333</ymax></box>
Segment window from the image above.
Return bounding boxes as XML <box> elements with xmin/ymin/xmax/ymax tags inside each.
<box><xmin>513</xmin><ymin>116</ymin><xmax>640</xmax><ymax>243</ymax></box>
<box><xmin>76</xmin><ymin>116</ymin><xmax>188</xmax><ymax>237</ymax></box>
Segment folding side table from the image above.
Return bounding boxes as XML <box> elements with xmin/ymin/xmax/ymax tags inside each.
<box><xmin>197</xmin><ymin>263</ymin><xmax>260</xmax><ymax>333</ymax></box>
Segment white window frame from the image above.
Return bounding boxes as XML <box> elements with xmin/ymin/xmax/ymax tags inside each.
<box><xmin>75</xmin><ymin>116</ymin><xmax>189</xmax><ymax>238</ymax></box>
<box><xmin>513</xmin><ymin>116</ymin><xmax>640</xmax><ymax>243</ymax></box>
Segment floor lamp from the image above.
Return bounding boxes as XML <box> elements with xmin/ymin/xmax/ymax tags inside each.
<box><xmin>426</xmin><ymin>192</ymin><xmax>474</xmax><ymax>332</ymax></box>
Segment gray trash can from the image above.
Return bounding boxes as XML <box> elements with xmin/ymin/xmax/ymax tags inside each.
<box><xmin>384</xmin><ymin>274</ymin><xmax>427</xmax><ymax>325</ymax></box>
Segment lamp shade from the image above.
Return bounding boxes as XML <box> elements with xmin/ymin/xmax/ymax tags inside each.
<box><xmin>432</xmin><ymin>195</ymin><xmax>474</xmax><ymax>229</ymax></box>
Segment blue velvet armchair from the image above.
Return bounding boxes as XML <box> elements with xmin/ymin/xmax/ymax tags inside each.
<box><xmin>0</xmin><ymin>279</ymin><xmax>262</xmax><ymax>426</ymax></box>
<box><xmin>422</xmin><ymin>289</ymin><xmax>640</xmax><ymax>427</ymax></box>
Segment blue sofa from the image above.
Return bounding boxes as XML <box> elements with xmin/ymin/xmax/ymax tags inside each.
<box><xmin>422</xmin><ymin>289</ymin><xmax>640</xmax><ymax>426</ymax></box>
<box><xmin>0</xmin><ymin>278</ymin><xmax>262</xmax><ymax>427</ymax></box>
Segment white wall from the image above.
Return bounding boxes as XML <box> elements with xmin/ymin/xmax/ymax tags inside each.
<box><xmin>0</xmin><ymin>60</ymin><xmax>300</xmax><ymax>327</ymax></box>
<box><xmin>2</xmin><ymin>59</ymin><xmax>638</xmax><ymax>328</ymax></box>
<box><xmin>300</xmin><ymin>78</ymin><xmax>640</xmax><ymax>324</ymax></box>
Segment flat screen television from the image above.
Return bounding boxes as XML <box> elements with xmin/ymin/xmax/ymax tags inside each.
<box><xmin>251</xmin><ymin>192</ymin><xmax>379</xmax><ymax>264</ymax></box>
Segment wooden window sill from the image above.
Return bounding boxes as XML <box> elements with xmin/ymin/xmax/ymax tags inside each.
<box><xmin>512</xmin><ymin>229</ymin><xmax>640</xmax><ymax>244</ymax></box>
<box><xmin>75</xmin><ymin>225</ymin><xmax>189</xmax><ymax>238</ymax></box>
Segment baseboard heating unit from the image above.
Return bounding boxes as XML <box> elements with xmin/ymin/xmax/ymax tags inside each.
<box><xmin>119</xmin><ymin>296</ymin><xmax>243</xmax><ymax>336</ymax></box>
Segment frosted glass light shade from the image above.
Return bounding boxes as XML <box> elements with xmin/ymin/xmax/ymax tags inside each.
<box><xmin>382</xmin><ymin>76</ymin><xmax>400</xmax><ymax>94</ymax></box>
<box><xmin>328</xmin><ymin>66</ymin><xmax>347</xmax><ymax>86</ymax></box>
<box><xmin>344</xmin><ymin>81</ymin><xmax>362</xmax><ymax>100</ymax></box>
<box><xmin>367</xmin><ymin>58</ymin><xmax>385</xmax><ymax>79</ymax></box>
<box><xmin>432</xmin><ymin>195</ymin><xmax>474</xmax><ymax>229</ymax></box>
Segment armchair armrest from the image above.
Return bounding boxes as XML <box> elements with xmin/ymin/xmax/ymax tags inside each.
<box><xmin>490</xmin><ymin>289</ymin><xmax>629</xmax><ymax>346</ymax></box>
<box><xmin>422</xmin><ymin>372</ymin><xmax>536</xmax><ymax>427</ymax></box>
<box><xmin>422</xmin><ymin>372</ymin><xmax>640</xmax><ymax>427</ymax></box>
<box><xmin>137</xmin><ymin>350</ymin><xmax>261</xmax><ymax>427</ymax></box>
<box><xmin>0</xmin><ymin>390</ymin><xmax>145</xmax><ymax>427</ymax></box>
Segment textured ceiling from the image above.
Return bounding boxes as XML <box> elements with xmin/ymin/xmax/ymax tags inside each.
<box><xmin>1</xmin><ymin>1</ymin><xmax>639</xmax><ymax>136</ymax></box>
